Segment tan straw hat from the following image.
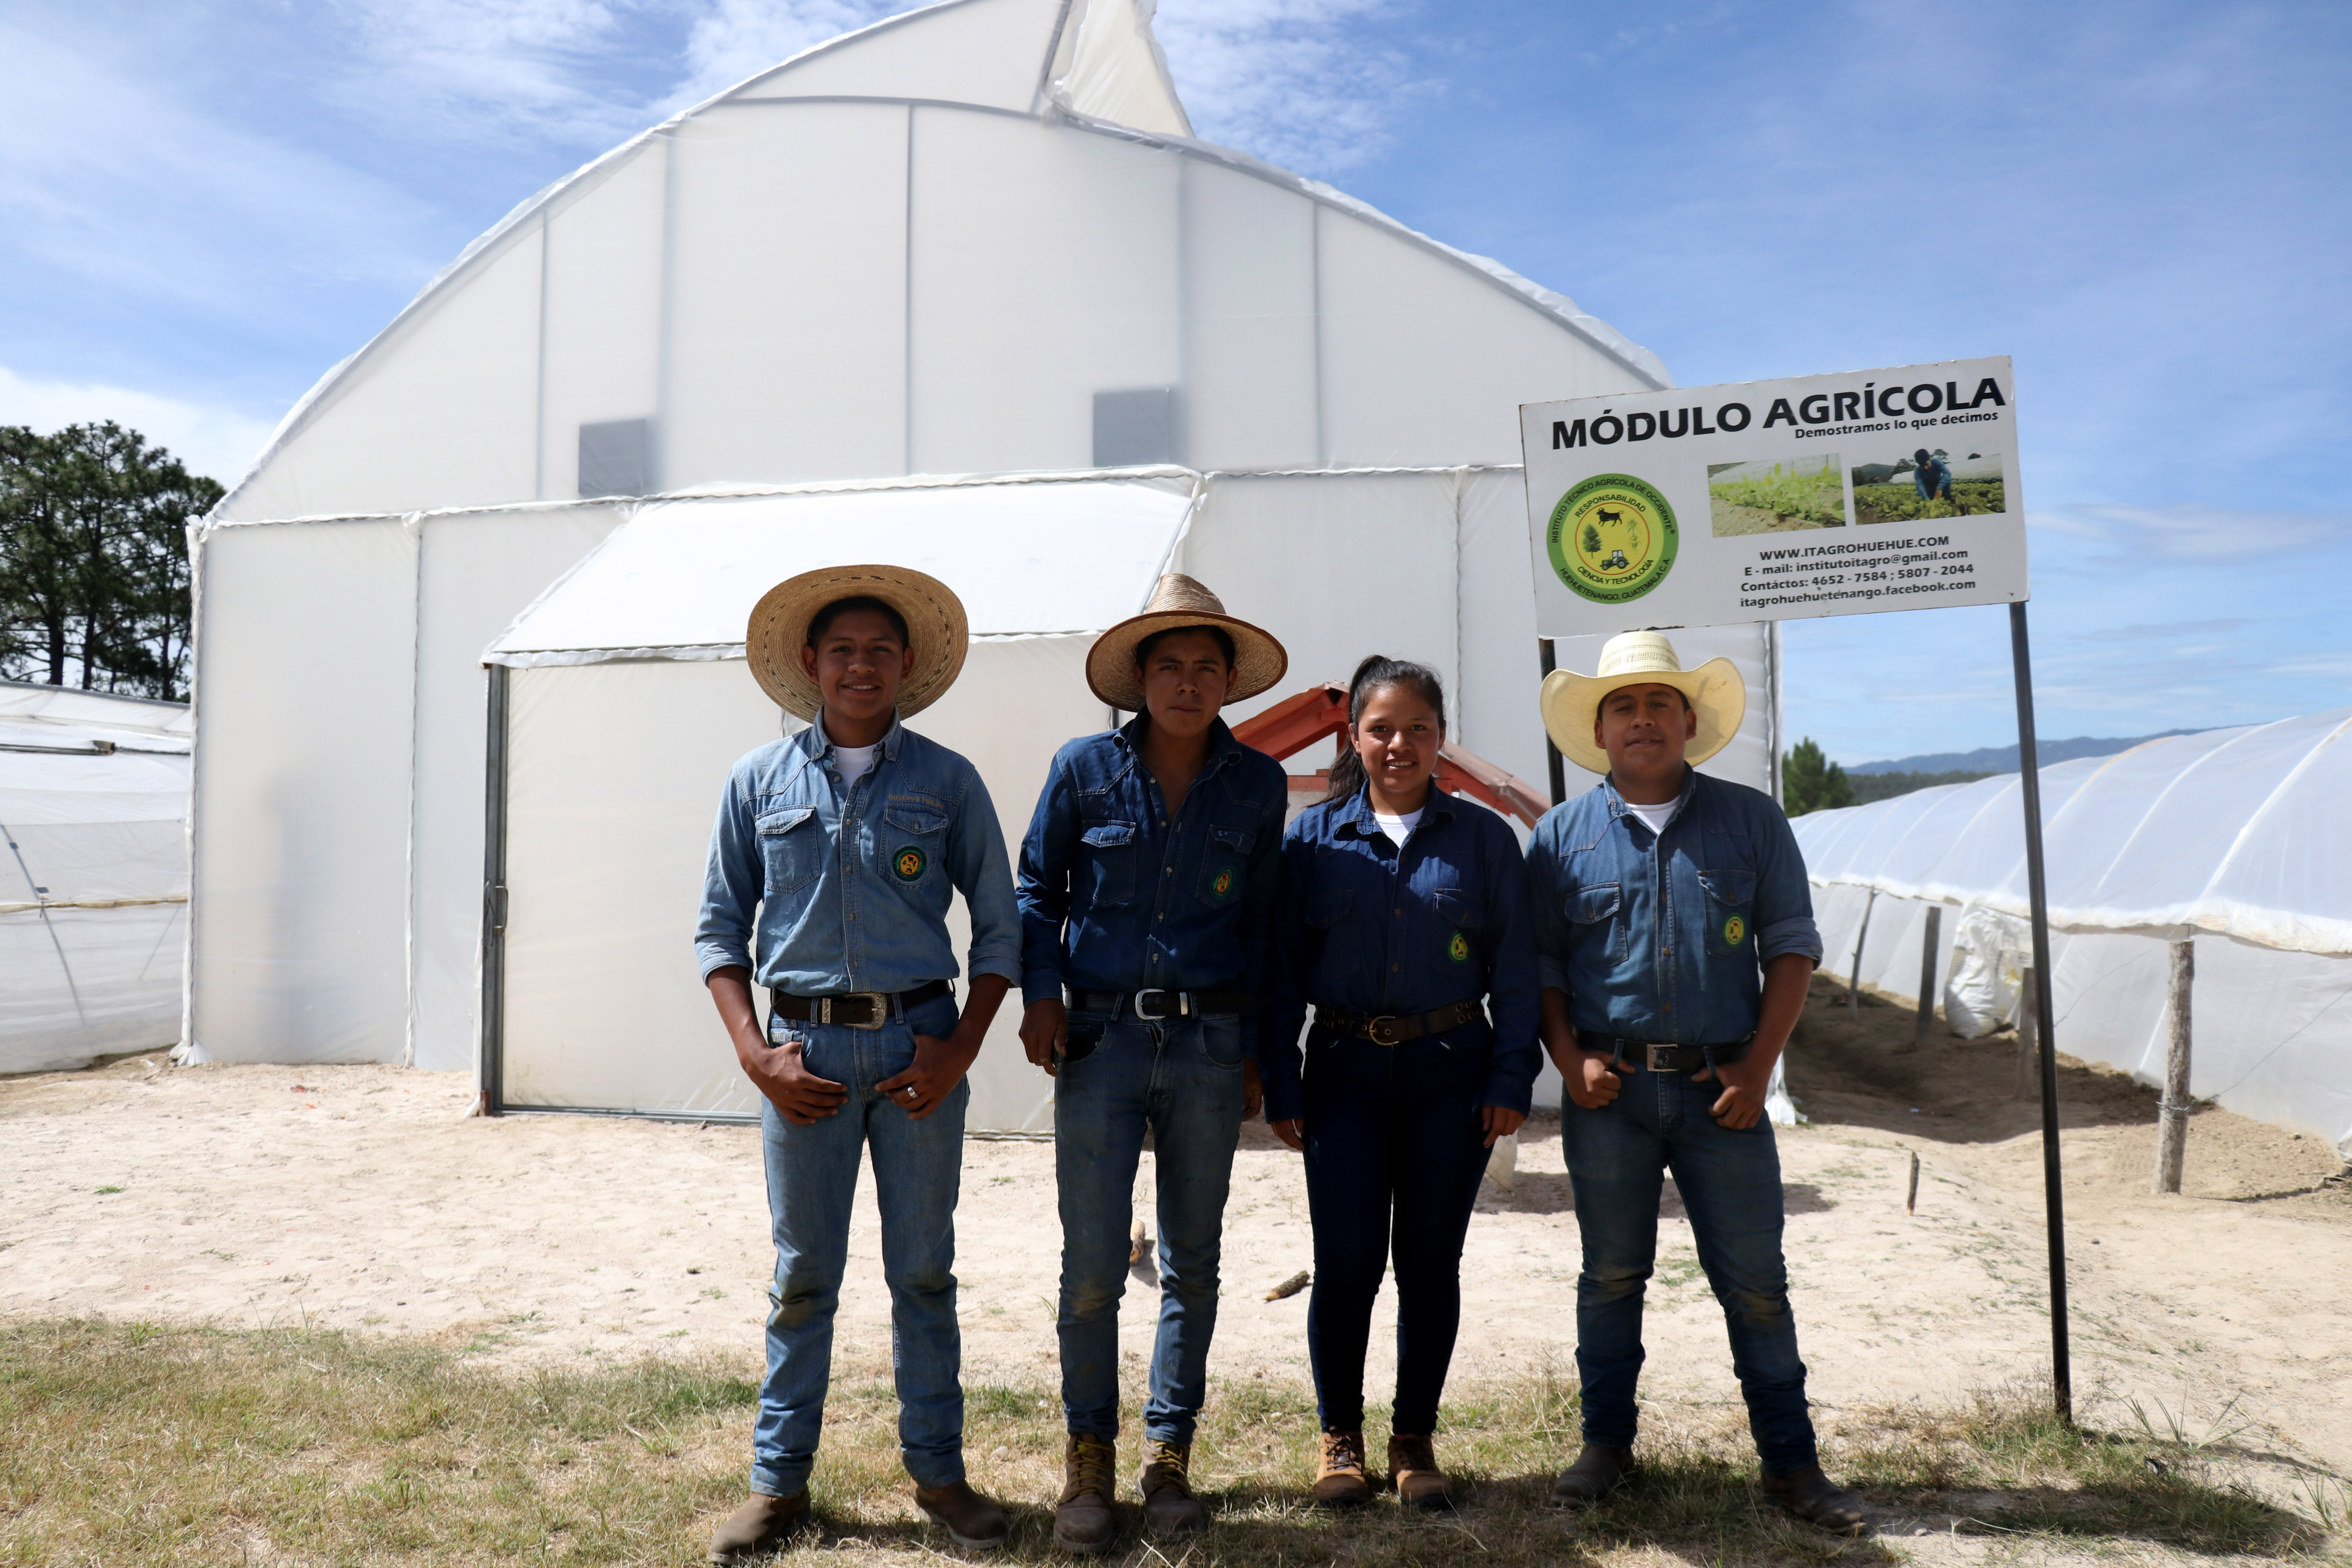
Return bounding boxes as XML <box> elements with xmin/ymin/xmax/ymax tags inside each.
<box><xmin>1541</xmin><ymin>631</ymin><xmax>1746</xmax><ymax>776</ymax></box>
<box><xmin>745</xmin><ymin>564</ymin><xmax>969</xmax><ymax>721</ymax></box>
<box><xmin>1086</xmin><ymin>574</ymin><xmax>1288</xmax><ymax>713</ymax></box>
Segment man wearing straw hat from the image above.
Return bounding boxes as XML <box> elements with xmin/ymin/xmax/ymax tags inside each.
<box><xmin>1525</xmin><ymin>631</ymin><xmax>1867</xmax><ymax>1535</ymax></box>
<box><xmin>1015</xmin><ymin>573</ymin><xmax>1290</xmax><ymax>1550</ymax></box>
<box><xmin>697</xmin><ymin>566</ymin><xmax>1021</xmax><ymax>1561</ymax></box>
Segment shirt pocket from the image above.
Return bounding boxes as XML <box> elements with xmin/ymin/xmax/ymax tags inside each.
<box><xmin>1697</xmin><ymin>868</ymin><xmax>1757</xmax><ymax>956</ymax></box>
<box><xmin>1428</xmin><ymin>886</ymin><xmax>1485</xmax><ymax>985</ymax></box>
<box><xmin>880</xmin><ymin>795</ymin><xmax>949</xmax><ymax>887</ymax></box>
<box><xmin>756</xmin><ymin>805</ymin><xmax>823</xmax><ymax>895</ymax></box>
<box><xmin>1195</xmin><ymin>824</ymin><xmax>1256</xmax><ymax>909</ymax></box>
<box><xmin>1567</xmin><ymin>881</ymin><xmax>1626</xmax><ymax>963</ymax></box>
<box><xmin>1079</xmin><ymin>818</ymin><xmax>1139</xmax><ymax>909</ymax></box>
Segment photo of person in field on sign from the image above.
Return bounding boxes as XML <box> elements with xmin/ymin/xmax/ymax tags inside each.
<box><xmin>1849</xmin><ymin>448</ymin><xmax>2005</xmax><ymax>524</ymax></box>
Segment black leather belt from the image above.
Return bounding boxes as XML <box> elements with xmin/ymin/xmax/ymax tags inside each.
<box><xmin>1067</xmin><ymin>987</ymin><xmax>1252</xmax><ymax>1021</ymax></box>
<box><xmin>1318</xmin><ymin>999</ymin><xmax>1486</xmax><ymax>1047</ymax></box>
<box><xmin>1577</xmin><ymin>1030</ymin><xmax>1753</xmax><ymax>1072</ymax></box>
<box><xmin>771</xmin><ymin>978</ymin><xmax>953</xmax><ymax>1030</ymax></box>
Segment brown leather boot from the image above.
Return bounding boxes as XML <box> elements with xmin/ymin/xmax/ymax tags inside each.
<box><xmin>1137</xmin><ymin>1437</ymin><xmax>1207</xmax><ymax>1537</ymax></box>
<box><xmin>707</xmin><ymin>1491</ymin><xmax>809</xmax><ymax>1563</ymax></box>
<box><xmin>914</xmin><ymin>1480</ymin><xmax>1010</xmax><ymax>1550</ymax></box>
<box><xmin>1387</xmin><ymin>1433</ymin><xmax>1453</xmax><ymax>1511</ymax></box>
<box><xmin>1054</xmin><ymin>1433</ymin><xmax>1118</xmax><ymax>1553</ymax></box>
<box><xmin>1311</xmin><ymin>1429</ymin><xmax>1371</xmax><ymax>1506</ymax></box>
<box><xmin>1550</xmin><ymin>1443</ymin><xmax>1635</xmax><ymax>1508</ymax></box>
<box><xmin>1761</xmin><ymin>1463</ymin><xmax>1871</xmax><ymax>1535</ymax></box>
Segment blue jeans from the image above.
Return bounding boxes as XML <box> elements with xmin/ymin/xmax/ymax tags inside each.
<box><xmin>753</xmin><ymin>994</ymin><xmax>967</xmax><ymax>1497</ymax></box>
<box><xmin>1301</xmin><ymin>1029</ymin><xmax>1494</xmax><ymax>1434</ymax></box>
<box><xmin>1054</xmin><ymin>1010</ymin><xmax>1245</xmax><ymax>1445</ymax></box>
<box><xmin>1564</xmin><ymin>1065</ymin><xmax>1818</xmax><ymax>1472</ymax></box>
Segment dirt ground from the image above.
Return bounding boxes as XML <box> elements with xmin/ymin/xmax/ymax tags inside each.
<box><xmin>6</xmin><ymin>976</ymin><xmax>2348</xmax><ymax>1495</ymax></box>
<box><xmin>1709</xmin><ymin>501</ymin><xmax>1843</xmax><ymax>536</ymax></box>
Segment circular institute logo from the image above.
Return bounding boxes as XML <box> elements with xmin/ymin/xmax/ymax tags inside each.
<box><xmin>1210</xmin><ymin>865</ymin><xmax>1238</xmax><ymax>900</ymax></box>
<box><xmin>1722</xmin><ymin>913</ymin><xmax>1746</xmax><ymax>947</ymax></box>
<box><xmin>1446</xmin><ymin>930</ymin><xmax>1472</xmax><ymax>965</ymax></box>
<box><xmin>1546</xmin><ymin>473</ymin><xmax>1679</xmax><ymax>604</ymax></box>
<box><xmin>893</xmin><ymin>846</ymin><xmax>927</xmax><ymax>882</ymax></box>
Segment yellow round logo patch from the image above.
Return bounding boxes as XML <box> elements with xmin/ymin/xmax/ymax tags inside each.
<box><xmin>893</xmin><ymin>846</ymin><xmax>927</xmax><ymax>882</ymax></box>
<box><xmin>1722</xmin><ymin>913</ymin><xmax>1746</xmax><ymax>947</ymax></box>
<box><xmin>1446</xmin><ymin>930</ymin><xmax>1472</xmax><ymax>964</ymax></box>
<box><xmin>1210</xmin><ymin>865</ymin><xmax>1238</xmax><ymax>900</ymax></box>
<box><xmin>1546</xmin><ymin>473</ymin><xmax>1681</xmax><ymax>604</ymax></box>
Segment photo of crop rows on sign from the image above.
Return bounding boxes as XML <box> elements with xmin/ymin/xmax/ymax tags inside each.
<box><xmin>1707</xmin><ymin>454</ymin><xmax>1847</xmax><ymax>535</ymax></box>
<box><xmin>1851</xmin><ymin>449</ymin><xmax>2006</xmax><ymax>523</ymax></box>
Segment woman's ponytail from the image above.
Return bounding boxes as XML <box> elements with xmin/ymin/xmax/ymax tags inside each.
<box><xmin>1319</xmin><ymin>654</ymin><xmax>1448</xmax><ymax>806</ymax></box>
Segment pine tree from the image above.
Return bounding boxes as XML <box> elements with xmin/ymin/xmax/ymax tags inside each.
<box><xmin>1782</xmin><ymin>737</ymin><xmax>1855</xmax><ymax>816</ymax></box>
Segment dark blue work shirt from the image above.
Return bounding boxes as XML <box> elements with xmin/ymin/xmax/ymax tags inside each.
<box><xmin>1259</xmin><ymin>787</ymin><xmax>1542</xmax><ymax>1124</ymax></box>
<box><xmin>1017</xmin><ymin>715</ymin><xmax>1290</xmax><ymax>1051</ymax></box>
<box><xmin>1524</xmin><ymin>768</ymin><xmax>1823</xmax><ymax>1046</ymax></box>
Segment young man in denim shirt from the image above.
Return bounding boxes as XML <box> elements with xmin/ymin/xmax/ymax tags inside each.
<box><xmin>1014</xmin><ymin>574</ymin><xmax>1291</xmax><ymax>1550</ymax></box>
<box><xmin>1525</xmin><ymin>632</ymin><xmax>1868</xmax><ymax>1535</ymax></box>
<box><xmin>697</xmin><ymin>566</ymin><xmax>1021</xmax><ymax>1562</ymax></box>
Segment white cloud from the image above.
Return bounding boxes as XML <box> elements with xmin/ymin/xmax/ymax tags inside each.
<box><xmin>673</xmin><ymin>0</ymin><xmax>905</xmax><ymax>106</ymax></box>
<box><xmin>0</xmin><ymin>367</ymin><xmax>276</xmax><ymax>488</ymax></box>
<box><xmin>2033</xmin><ymin>501</ymin><xmax>2351</xmax><ymax>560</ymax></box>
<box><xmin>1151</xmin><ymin>0</ymin><xmax>1438</xmax><ymax>174</ymax></box>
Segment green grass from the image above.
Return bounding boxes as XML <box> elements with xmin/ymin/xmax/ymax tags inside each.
<box><xmin>0</xmin><ymin>1321</ymin><xmax>2333</xmax><ymax>1565</ymax></box>
<box><xmin>1710</xmin><ymin>464</ymin><xmax>1847</xmax><ymax>526</ymax></box>
<box><xmin>1851</xmin><ymin>480</ymin><xmax>2005</xmax><ymax>524</ymax></box>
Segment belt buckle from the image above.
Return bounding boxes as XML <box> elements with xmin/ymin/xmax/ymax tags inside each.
<box><xmin>1365</xmin><ymin>1015</ymin><xmax>1403</xmax><ymax>1047</ymax></box>
<box><xmin>1645</xmin><ymin>1042</ymin><xmax>1675</xmax><ymax>1072</ymax></box>
<box><xmin>824</xmin><ymin>993</ymin><xmax>890</xmax><ymax>1030</ymax></box>
<box><xmin>1131</xmin><ymin>988</ymin><xmax>1176</xmax><ymax>1022</ymax></box>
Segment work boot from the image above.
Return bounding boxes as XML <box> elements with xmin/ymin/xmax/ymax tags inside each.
<box><xmin>1137</xmin><ymin>1437</ymin><xmax>1207</xmax><ymax>1537</ymax></box>
<box><xmin>915</xmin><ymin>1480</ymin><xmax>1010</xmax><ymax>1551</ymax></box>
<box><xmin>1387</xmin><ymin>1433</ymin><xmax>1454</xmax><ymax>1511</ymax></box>
<box><xmin>1310</xmin><ymin>1429</ymin><xmax>1372</xmax><ymax>1507</ymax></box>
<box><xmin>1762</xmin><ymin>1463</ymin><xmax>1870</xmax><ymax>1535</ymax></box>
<box><xmin>707</xmin><ymin>1491</ymin><xmax>809</xmax><ymax>1564</ymax></box>
<box><xmin>1054</xmin><ymin>1433</ymin><xmax>1118</xmax><ymax>1553</ymax></box>
<box><xmin>1549</xmin><ymin>1443</ymin><xmax>1635</xmax><ymax>1508</ymax></box>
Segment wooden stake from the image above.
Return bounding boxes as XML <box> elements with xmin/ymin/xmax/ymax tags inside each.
<box><xmin>1907</xmin><ymin>905</ymin><xmax>1942</xmax><ymax>1053</ymax></box>
<box><xmin>1847</xmin><ymin>888</ymin><xmax>1878</xmax><ymax>1004</ymax></box>
<box><xmin>1906</xmin><ymin>1150</ymin><xmax>1921</xmax><ymax>1215</ymax></box>
<box><xmin>2152</xmin><ymin>939</ymin><xmax>2194</xmax><ymax>1194</ymax></box>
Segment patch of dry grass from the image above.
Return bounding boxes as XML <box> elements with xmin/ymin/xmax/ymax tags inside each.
<box><xmin>0</xmin><ymin>1321</ymin><xmax>2333</xmax><ymax>1566</ymax></box>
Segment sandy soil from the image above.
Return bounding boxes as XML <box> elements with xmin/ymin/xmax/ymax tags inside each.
<box><xmin>6</xmin><ymin>978</ymin><xmax>2348</xmax><ymax>1489</ymax></box>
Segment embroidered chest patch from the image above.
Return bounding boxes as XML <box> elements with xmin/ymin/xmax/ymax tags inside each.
<box><xmin>893</xmin><ymin>846</ymin><xmax>928</xmax><ymax>883</ymax></box>
<box><xmin>1446</xmin><ymin>930</ymin><xmax>1473</xmax><ymax>965</ymax></box>
<box><xmin>1722</xmin><ymin>913</ymin><xmax>1746</xmax><ymax>947</ymax></box>
<box><xmin>1209</xmin><ymin>864</ymin><xmax>1239</xmax><ymax>900</ymax></box>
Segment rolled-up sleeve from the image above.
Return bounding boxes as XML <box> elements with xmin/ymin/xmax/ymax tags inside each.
<box><xmin>1014</xmin><ymin>750</ymin><xmax>1078</xmax><ymax>1007</ymax></box>
<box><xmin>950</xmin><ymin>765</ymin><xmax>1024</xmax><ymax>985</ymax></box>
<box><xmin>1524</xmin><ymin>817</ymin><xmax>1575</xmax><ymax>994</ymax></box>
<box><xmin>1751</xmin><ymin>799</ymin><xmax>1823</xmax><ymax>965</ymax></box>
<box><xmin>695</xmin><ymin>762</ymin><xmax>762</xmax><ymax>981</ymax></box>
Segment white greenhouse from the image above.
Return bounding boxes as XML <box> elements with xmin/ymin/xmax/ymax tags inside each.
<box><xmin>1792</xmin><ymin>710</ymin><xmax>2352</xmax><ymax>1150</ymax></box>
<box><xmin>185</xmin><ymin>0</ymin><xmax>1785</xmax><ymax>1127</ymax></box>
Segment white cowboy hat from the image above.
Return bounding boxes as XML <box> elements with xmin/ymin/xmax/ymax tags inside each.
<box><xmin>1086</xmin><ymin>573</ymin><xmax>1288</xmax><ymax>713</ymax></box>
<box><xmin>1540</xmin><ymin>631</ymin><xmax>1745</xmax><ymax>776</ymax></box>
<box><xmin>744</xmin><ymin>564</ymin><xmax>969</xmax><ymax>721</ymax></box>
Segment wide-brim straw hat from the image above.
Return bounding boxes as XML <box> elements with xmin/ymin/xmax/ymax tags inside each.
<box><xmin>1540</xmin><ymin>631</ymin><xmax>1745</xmax><ymax>776</ymax></box>
<box><xmin>1086</xmin><ymin>573</ymin><xmax>1288</xmax><ymax>713</ymax></box>
<box><xmin>745</xmin><ymin>564</ymin><xmax>969</xmax><ymax>721</ymax></box>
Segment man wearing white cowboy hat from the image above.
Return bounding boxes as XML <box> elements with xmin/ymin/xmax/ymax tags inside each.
<box><xmin>696</xmin><ymin>566</ymin><xmax>1021</xmax><ymax>1561</ymax></box>
<box><xmin>1014</xmin><ymin>573</ymin><xmax>1291</xmax><ymax>1550</ymax></box>
<box><xmin>1523</xmin><ymin>631</ymin><xmax>1867</xmax><ymax>1535</ymax></box>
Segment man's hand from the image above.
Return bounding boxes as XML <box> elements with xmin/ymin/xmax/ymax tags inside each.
<box><xmin>1241</xmin><ymin>1058</ymin><xmax>1264</xmax><ymax>1122</ymax></box>
<box><xmin>877</xmin><ymin>1029</ymin><xmax>982</xmax><ymax>1120</ymax></box>
<box><xmin>744</xmin><ymin>1038</ymin><xmax>849</xmax><ymax>1124</ymax></box>
<box><xmin>1567</xmin><ymin>1051</ymin><xmax>1622</xmax><ymax>1110</ymax></box>
<box><xmin>1693</xmin><ymin>1053</ymin><xmax>1772</xmax><ymax>1131</ymax></box>
<box><xmin>1270</xmin><ymin>1117</ymin><xmax>1304</xmax><ymax>1152</ymax></box>
<box><xmin>1018</xmin><ymin>998</ymin><xmax>1066</xmax><ymax>1077</ymax></box>
<box><xmin>1480</xmin><ymin>1105</ymin><xmax>1526</xmax><ymax>1149</ymax></box>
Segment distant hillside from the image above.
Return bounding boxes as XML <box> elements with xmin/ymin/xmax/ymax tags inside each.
<box><xmin>1847</xmin><ymin>730</ymin><xmax>2209</xmax><ymax>776</ymax></box>
<box><xmin>1851</xmin><ymin>768</ymin><xmax>1994</xmax><ymax>804</ymax></box>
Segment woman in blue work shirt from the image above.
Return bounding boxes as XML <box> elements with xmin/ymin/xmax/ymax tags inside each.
<box><xmin>1260</xmin><ymin>655</ymin><xmax>1540</xmax><ymax>1512</ymax></box>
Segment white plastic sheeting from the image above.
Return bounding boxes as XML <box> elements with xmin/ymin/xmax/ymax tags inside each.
<box><xmin>1793</xmin><ymin>712</ymin><xmax>2352</xmax><ymax>1149</ymax></box>
<box><xmin>2</xmin><ymin>683</ymin><xmax>191</xmax><ymax>1074</ymax></box>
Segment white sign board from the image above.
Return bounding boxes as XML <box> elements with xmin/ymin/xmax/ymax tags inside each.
<box><xmin>1519</xmin><ymin>356</ymin><xmax>2025</xmax><ymax>636</ymax></box>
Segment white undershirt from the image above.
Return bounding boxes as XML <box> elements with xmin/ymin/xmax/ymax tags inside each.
<box><xmin>1372</xmin><ymin>808</ymin><xmax>1424</xmax><ymax>848</ymax></box>
<box><xmin>1622</xmin><ymin>796</ymin><xmax>1681</xmax><ymax>837</ymax></box>
<box><xmin>833</xmin><ymin>743</ymin><xmax>878</xmax><ymax>791</ymax></box>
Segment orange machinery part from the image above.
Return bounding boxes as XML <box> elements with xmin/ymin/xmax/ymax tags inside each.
<box><xmin>1229</xmin><ymin>682</ymin><xmax>1552</xmax><ymax>829</ymax></box>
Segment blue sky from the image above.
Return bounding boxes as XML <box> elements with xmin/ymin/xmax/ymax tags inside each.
<box><xmin>3</xmin><ymin>0</ymin><xmax>2346</xmax><ymax>762</ymax></box>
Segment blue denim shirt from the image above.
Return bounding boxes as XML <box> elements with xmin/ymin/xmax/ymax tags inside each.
<box><xmin>696</xmin><ymin>713</ymin><xmax>1022</xmax><ymax>997</ymax></box>
<box><xmin>1259</xmin><ymin>788</ymin><xmax>1542</xmax><ymax>1123</ymax></box>
<box><xmin>1016</xmin><ymin>716</ymin><xmax>1289</xmax><ymax>1049</ymax></box>
<box><xmin>1524</xmin><ymin>768</ymin><xmax>1822</xmax><ymax>1045</ymax></box>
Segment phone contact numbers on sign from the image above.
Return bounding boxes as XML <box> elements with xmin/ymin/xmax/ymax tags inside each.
<box><xmin>1738</xmin><ymin>535</ymin><xmax>1977</xmax><ymax>610</ymax></box>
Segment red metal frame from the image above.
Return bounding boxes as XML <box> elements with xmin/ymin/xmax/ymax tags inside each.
<box><xmin>1230</xmin><ymin>682</ymin><xmax>1550</xmax><ymax>829</ymax></box>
